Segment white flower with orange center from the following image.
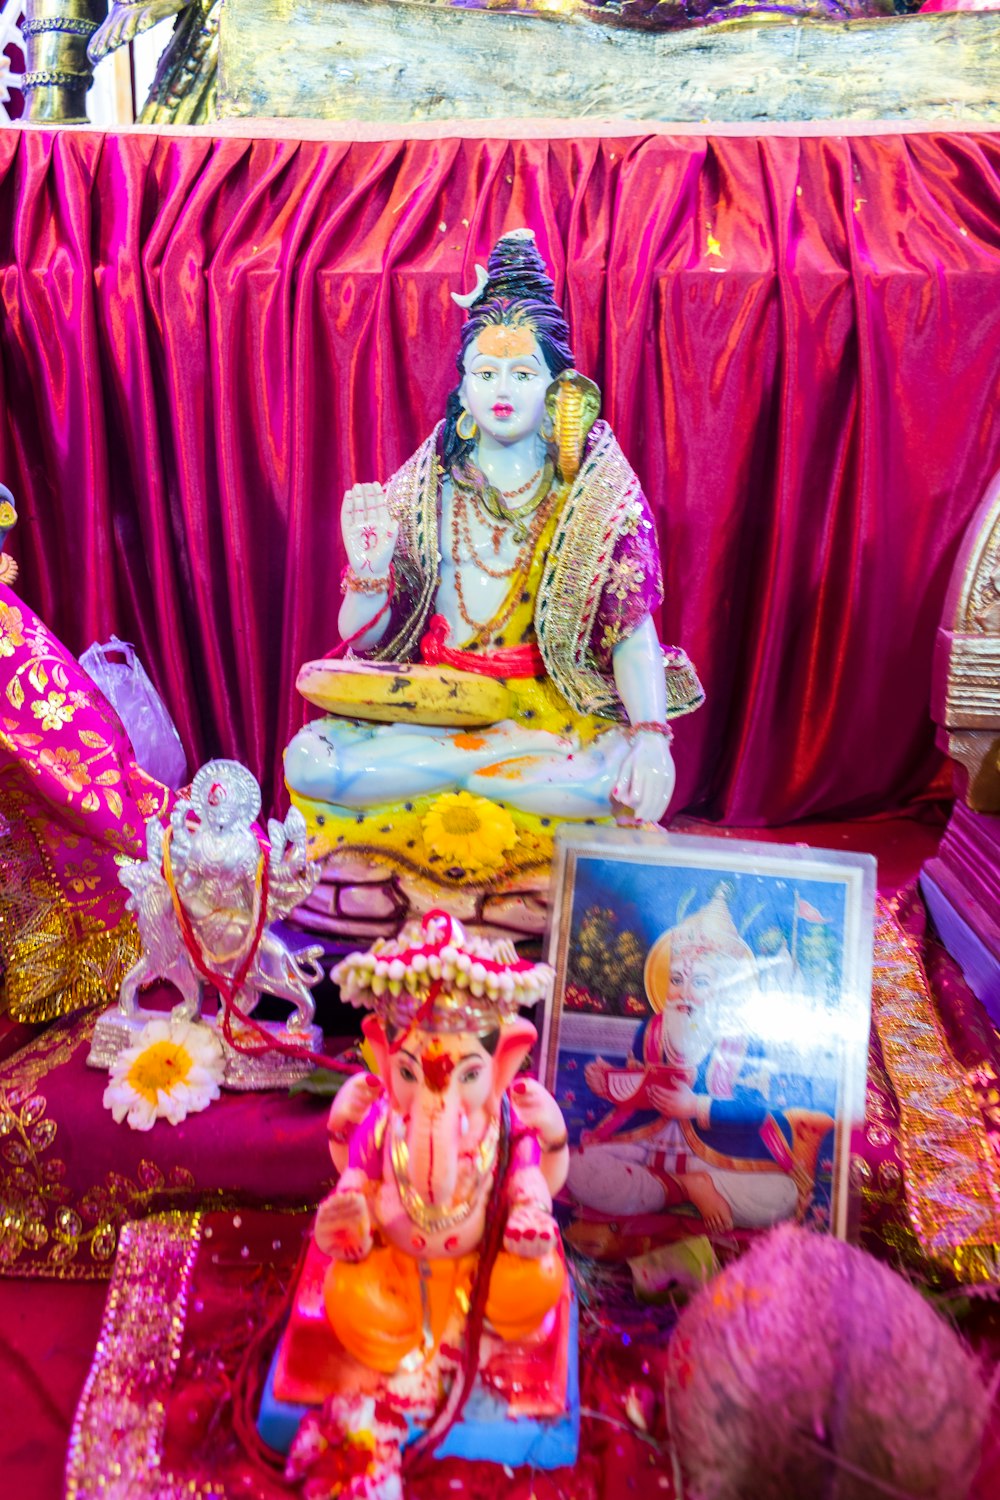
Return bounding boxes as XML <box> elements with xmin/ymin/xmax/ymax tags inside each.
<box><xmin>103</xmin><ymin>1018</ymin><xmax>224</xmax><ymax>1131</ymax></box>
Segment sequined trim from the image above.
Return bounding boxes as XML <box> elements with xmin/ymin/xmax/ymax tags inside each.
<box><xmin>375</xmin><ymin>427</ymin><xmax>441</xmax><ymax>664</ymax></box>
<box><xmin>64</xmin><ymin>1214</ymin><xmax>218</xmax><ymax>1499</ymax></box>
<box><xmin>871</xmin><ymin>898</ymin><xmax>1000</xmax><ymax>1281</ymax></box>
<box><xmin>535</xmin><ymin>423</ymin><xmax>638</xmax><ymax>720</ymax></box>
<box><xmin>536</xmin><ymin>423</ymin><xmax>701</xmax><ymax>721</ymax></box>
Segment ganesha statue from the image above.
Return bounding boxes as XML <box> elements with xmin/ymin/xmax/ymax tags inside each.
<box><xmin>259</xmin><ymin>912</ymin><xmax>579</xmax><ymax>1472</ymax></box>
<box><xmin>284</xmin><ymin>228</ymin><xmax>702</xmax><ymax>946</ymax></box>
<box><xmin>88</xmin><ymin>759</ymin><xmax>325</xmax><ymax>1088</ymax></box>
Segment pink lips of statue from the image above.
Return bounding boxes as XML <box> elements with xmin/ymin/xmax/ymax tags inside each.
<box><xmin>492</xmin><ymin>403</ymin><xmax>514</xmax><ymax>419</ymax></box>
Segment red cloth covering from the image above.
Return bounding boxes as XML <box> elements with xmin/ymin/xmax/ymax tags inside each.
<box><xmin>2</xmin><ymin>127</ymin><xmax>999</xmax><ymax>822</ymax></box>
<box><xmin>55</xmin><ymin>1208</ymin><xmax>679</xmax><ymax>1500</ymax></box>
<box><xmin>37</xmin><ymin>1205</ymin><xmax>1000</xmax><ymax>1500</ymax></box>
<box><xmin>0</xmin><ymin>1001</ymin><xmax>337</xmax><ymax>1281</ymax></box>
<box><xmin>6</xmin><ymin>814</ymin><xmax>1000</xmax><ymax>1500</ymax></box>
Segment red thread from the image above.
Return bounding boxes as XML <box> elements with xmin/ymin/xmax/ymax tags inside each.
<box><xmin>420</xmin><ymin>613</ymin><xmax>544</xmax><ymax>679</ymax></box>
<box><xmin>324</xmin><ymin>562</ymin><xmax>396</xmax><ymax>659</ymax></box>
<box><xmin>163</xmin><ymin>826</ymin><xmax>354</xmax><ymax>1076</ymax></box>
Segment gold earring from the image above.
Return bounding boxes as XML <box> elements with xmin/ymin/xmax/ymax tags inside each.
<box><xmin>540</xmin><ymin>413</ymin><xmax>555</xmax><ymax>443</ymax></box>
<box><xmin>457</xmin><ymin>409</ymin><xmax>478</xmax><ymax>442</ymax></box>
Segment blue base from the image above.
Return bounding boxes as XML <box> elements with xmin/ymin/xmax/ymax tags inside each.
<box><xmin>921</xmin><ymin>869</ymin><xmax>1000</xmax><ymax>1029</ymax></box>
<box><xmin>258</xmin><ymin>1288</ymin><xmax>580</xmax><ymax>1470</ymax></box>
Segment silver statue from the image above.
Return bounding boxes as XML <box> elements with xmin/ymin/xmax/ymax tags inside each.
<box><xmin>91</xmin><ymin>759</ymin><xmax>325</xmax><ymax>1088</ymax></box>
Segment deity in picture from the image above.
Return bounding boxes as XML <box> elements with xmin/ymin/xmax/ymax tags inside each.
<box><xmin>565</xmin><ymin>887</ymin><xmax>835</xmax><ymax>1236</ymax></box>
<box><xmin>285</xmin><ymin>230</ymin><xmax>702</xmax><ymax>936</ymax></box>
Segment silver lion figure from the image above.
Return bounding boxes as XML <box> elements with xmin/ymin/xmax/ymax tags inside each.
<box><xmin>89</xmin><ymin>759</ymin><xmax>326</xmax><ymax>1089</ymax></box>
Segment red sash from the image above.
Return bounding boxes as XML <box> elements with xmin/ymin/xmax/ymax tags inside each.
<box><xmin>420</xmin><ymin>613</ymin><xmax>544</xmax><ymax>680</ymax></box>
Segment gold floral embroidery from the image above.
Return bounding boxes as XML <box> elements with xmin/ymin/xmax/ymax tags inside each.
<box><xmin>0</xmin><ymin>1018</ymin><xmax>319</xmax><ymax>1280</ymax></box>
<box><xmin>0</xmin><ymin>1012</ymin><xmax>96</xmax><ymax>1092</ymax></box>
<box><xmin>607</xmin><ymin>555</ymin><xmax>646</xmax><ymax>603</ymax></box>
<box><xmin>0</xmin><ymin>1086</ymin><xmax>197</xmax><ymax>1277</ymax></box>
<box><xmin>0</xmin><ymin>600</ymin><xmax>25</xmax><ymax>656</ymax></box>
<box><xmin>63</xmin><ymin>857</ymin><xmax>102</xmax><ymax>894</ymax></box>
<box><xmin>0</xmin><ymin>783</ymin><xmax>141</xmax><ymax>1023</ymax></box>
<box><xmin>31</xmin><ymin>690</ymin><xmax>75</xmax><ymax>731</ymax></box>
<box><xmin>618</xmin><ymin>501</ymin><xmax>645</xmax><ymax>538</ymax></box>
<box><xmin>37</xmin><ymin>745</ymin><xmax>91</xmax><ymax>792</ymax></box>
<box><xmin>600</xmin><ymin>622</ymin><xmax>622</xmax><ymax>652</ymax></box>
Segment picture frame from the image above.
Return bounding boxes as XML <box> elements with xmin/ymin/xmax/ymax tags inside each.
<box><xmin>540</xmin><ymin>827</ymin><xmax>876</xmax><ymax>1267</ymax></box>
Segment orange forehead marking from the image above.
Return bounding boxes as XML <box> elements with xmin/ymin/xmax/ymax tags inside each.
<box><xmin>476</xmin><ymin>324</ymin><xmax>535</xmax><ymax>359</ymax></box>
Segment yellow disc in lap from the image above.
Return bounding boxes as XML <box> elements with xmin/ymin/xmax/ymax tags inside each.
<box><xmin>295</xmin><ymin>659</ymin><xmax>513</xmax><ymax>727</ymax></box>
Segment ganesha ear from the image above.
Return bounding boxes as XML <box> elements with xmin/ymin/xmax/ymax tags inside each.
<box><xmin>362</xmin><ymin>1015</ymin><xmax>391</xmax><ymax>1087</ymax></box>
<box><xmin>491</xmin><ymin>1018</ymin><xmax>538</xmax><ymax>1104</ymax></box>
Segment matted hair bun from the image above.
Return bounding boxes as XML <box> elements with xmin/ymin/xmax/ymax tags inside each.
<box><xmin>481</xmin><ymin>228</ymin><xmax>557</xmax><ymax>306</ymax></box>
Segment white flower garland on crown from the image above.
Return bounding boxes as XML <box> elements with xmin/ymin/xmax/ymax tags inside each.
<box><xmin>332</xmin><ymin>910</ymin><xmax>552</xmax><ymax>1030</ymax></box>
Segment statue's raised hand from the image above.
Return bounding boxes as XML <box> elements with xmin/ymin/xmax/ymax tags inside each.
<box><xmin>342</xmin><ymin>482</ymin><xmax>398</xmax><ymax>580</ymax></box>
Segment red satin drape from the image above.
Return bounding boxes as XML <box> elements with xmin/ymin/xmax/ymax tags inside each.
<box><xmin>2</xmin><ymin>125</ymin><xmax>999</xmax><ymax>822</ymax></box>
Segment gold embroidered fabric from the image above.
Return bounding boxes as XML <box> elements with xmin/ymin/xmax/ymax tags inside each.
<box><xmin>0</xmin><ymin>1013</ymin><xmax>328</xmax><ymax>1279</ymax></box>
<box><xmin>870</xmin><ymin>897</ymin><xmax>1000</xmax><ymax>1282</ymax></box>
<box><xmin>372</xmin><ymin>422</ymin><xmax>703</xmax><ymax>723</ymax></box>
<box><xmin>65</xmin><ymin>1213</ymin><xmax>212</xmax><ymax>1499</ymax></box>
<box><xmin>375</xmin><ymin>428</ymin><xmax>442</xmax><ymax>665</ymax></box>
<box><xmin>0</xmin><ymin>1073</ymin><xmax>199</xmax><ymax>1279</ymax></box>
<box><xmin>0</xmin><ymin>794</ymin><xmax>142</xmax><ymax>1022</ymax></box>
<box><xmin>0</xmin><ymin>583</ymin><xmax>170</xmax><ymax>1022</ymax></box>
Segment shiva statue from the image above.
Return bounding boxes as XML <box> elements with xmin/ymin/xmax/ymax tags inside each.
<box><xmin>87</xmin><ymin>760</ymin><xmax>325</xmax><ymax>1089</ymax></box>
<box><xmin>285</xmin><ymin>230</ymin><xmax>702</xmax><ymax>941</ymax></box>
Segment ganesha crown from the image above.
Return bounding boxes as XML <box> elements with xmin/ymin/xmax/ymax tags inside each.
<box><xmin>331</xmin><ymin>911</ymin><xmax>553</xmax><ymax>1034</ymax></box>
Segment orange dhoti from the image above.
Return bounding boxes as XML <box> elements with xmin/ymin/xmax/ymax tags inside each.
<box><xmin>324</xmin><ymin>1244</ymin><xmax>567</xmax><ymax>1374</ymax></box>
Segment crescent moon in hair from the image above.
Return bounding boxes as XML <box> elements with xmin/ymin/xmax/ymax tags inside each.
<box><xmin>451</xmin><ymin>264</ymin><xmax>490</xmax><ymax>309</ymax></box>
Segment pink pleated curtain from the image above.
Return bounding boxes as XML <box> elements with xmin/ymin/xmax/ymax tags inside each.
<box><xmin>2</xmin><ymin>127</ymin><xmax>1000</xmax><ymax>821</ymax></box>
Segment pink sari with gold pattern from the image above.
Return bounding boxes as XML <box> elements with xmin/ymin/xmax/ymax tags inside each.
<box><xmin>0</xmin><ymin>583</ymin><xmax>172</xmax><ymax>1023</ymax></box>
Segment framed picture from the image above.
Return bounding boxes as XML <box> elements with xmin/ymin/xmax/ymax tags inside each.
<box><xmin>540</xmin><ymin>828</ymin><xmax>875</xmax><ymax>1265</ymax></box>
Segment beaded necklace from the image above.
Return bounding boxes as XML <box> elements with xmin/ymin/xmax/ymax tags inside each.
<box><xmin>451</xmin><ymin>458</ymin><xmax>555</xmax><ymax>543</ymax></box>
<box><xmin>452</xmin><ymin>486</ymin><xmax>519</xmax><ymax>578</ymax></box>
<box><xmin>448</xmin><ymin>480</ymin><xmax>560</xmax><ymax>638</ymax></box>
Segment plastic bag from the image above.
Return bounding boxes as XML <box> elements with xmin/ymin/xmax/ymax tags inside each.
<box><xmin>79</xmin><ymin>635</ymin><xmax>188</xmax><ymax>789</ymax></box>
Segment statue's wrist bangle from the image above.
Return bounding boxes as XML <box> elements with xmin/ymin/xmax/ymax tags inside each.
<box><xmin>542</xmin><ymin>1134</ymin><xmax>569</xmax><ymax>1153</ymax></box>
<box><xmin>626</xmin><ymin>720</ymin><xmax>673</xmax><ymax>742</ymax></box>
<box><xmin>341</xmin><ymin>563</ymin><xmax>392</xmax><ymax>595</ymax></box>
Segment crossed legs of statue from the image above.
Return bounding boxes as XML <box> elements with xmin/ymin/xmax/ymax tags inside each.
<box><xmin>566</xmin><ymin>1142</ymin><xmax>799</xmax><ymax>1230</ymax></box>
<box><xmin>285</xmin><ymin>718</ymin><xmax>633</xmax><ymax>818</ymax></box>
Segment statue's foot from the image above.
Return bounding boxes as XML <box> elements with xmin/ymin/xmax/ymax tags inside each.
<box><xmin>681</xmin><ymin>1173</ymin><xmax>735</xmax><ymax>1234</ymax></box>
<box><xmin>503</xmin><ymin>1202</ymin><xmax>560</xmax><ymax>1260</ymax></box>
<box><xmin>314</xmin><ymin>1190</ymin><xmax>373</xmax><ymax>1261</ymax></box>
